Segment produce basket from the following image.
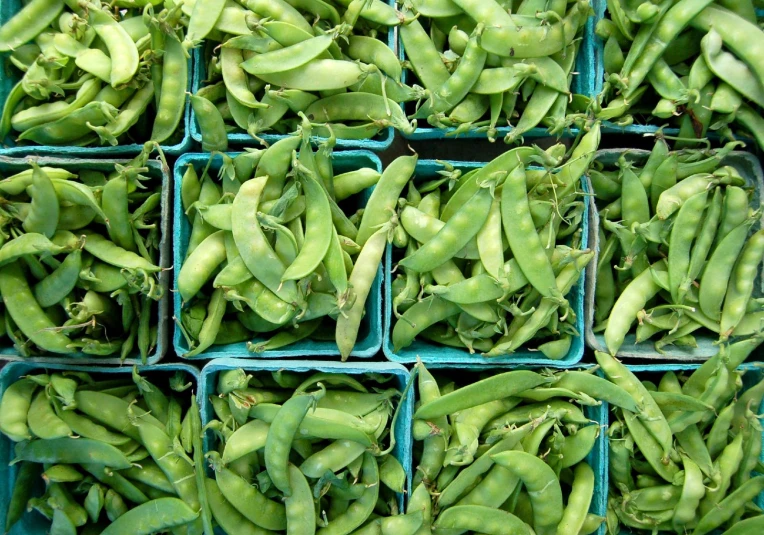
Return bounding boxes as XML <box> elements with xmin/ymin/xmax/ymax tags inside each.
<box><xmin>585</xmin><ymin>149</ymin><xmax>764</xmax><ymax>360</ymax></box>
<box><xmin>0</xmin><ymin>155</ymin><xmax>171</xmax><ymax>365</ymax></box>
<box><xmin>173</xmin><ymin>151</ymin><xmax>383</xmax><ymax>360</ymax></box>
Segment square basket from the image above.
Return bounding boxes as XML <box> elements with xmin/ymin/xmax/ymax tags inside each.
<box><xmin>173</xmin><ymin>151</ymin><xmax>384</xmax><ymax>360</ymax></box>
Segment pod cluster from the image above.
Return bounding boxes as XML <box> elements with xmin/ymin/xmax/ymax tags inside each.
<box><xmin>401</xmin><ymin>0</ymin><xmax>593</xmax><ymax>141</ymax></box>
<box><xmin>0</xmin><ymin>147</ymin><xmax>165</xmax><ymax>360</ymax></box>
<box><xmin>596</xmin><ymin>0</ymin><xmax>764</xmax><ymax>146</ymax></box>
<box><xmin>389</xmin><ymin>125</ymin><xmax>600</xmax><ymax>358</ymax></box>
<box><xmin>0</xmin><ymin>1</ymin><xmax>188</xmax><ymax>148</ymax></box>
<box><xmin>176</xmin><ymin>123</ymin><xmax>414</xmax><ymax>359</ymax></box>
<box><xmin>192</xmin><ymin>0</ymin><xmax>416</xmax><ymax>146</ymax></box>
<box><xmin>0</xmin><ymin>367</ymin><xmax>205</xmax><ymax>535</ymax></box>
<box><xmin>205</xmin><ymin>367</ymin><xmax>415</xmax><ymax>534</ymax></box>
<box><xmin>591</xmin><ymin>138</ymin><xmax>764</xmax><ymax>356</ymax></box>
<box><xmin>410</xmin><ymin>363</ymin><xmax>622</xmax><ymax>535</ymax></box>
<box><xmin>598</xmin><ymin>350</ymin><xmax>764</xmax><ymax>535</ymax></box>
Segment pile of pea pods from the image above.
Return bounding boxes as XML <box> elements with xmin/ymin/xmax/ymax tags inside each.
<box><xmin>389</xmin><ymin>123</ymin><xmax>600</xmax><ymax>358</ymax></box>
<box><xmin>177</xmin><ymin>122</ymin><xmax>415</xmax><ymax>359</ymax></box>
<box><xmin>204</xmin><ymin>367</ymin><xmax>421</xmax><ymax>534</ymax></box>
<box><xmin>598</xmin><ymin>350</ymin><xmax>764</xmax><ymax>534</ymax></box>
<box><xmin>0</xmin><ymin>366</ymin><xmax>209</xmax><ymax>535</ymax></box>
<box><xmin>0</xmin><ymin>146</ymin><xmax>166</xmax><ymax>360</ymax></box>
<box><xmin>595</xmin><ymin>0</ymin><xmax>764</xmax><ymax>146</ymax></box>
<box><xmin>190</xmin><ymin>0</ymin><xmax>417</xmax><ymax>143</ymax></box>
<box><xmin>590</xmin><ymin>137</ymin><xmax>764</xmax><ymax>356</ymax></box>
<box><xmin>399</xmin><ymin>0</ymin><xmax>593</xmax><ymax>141</ymax></box>
<box><xmin>0</xmin><ymin>0</ymin><xmax>189</xmax><ymax>148</ymax></box>
<box><xmin>410</xmin><ymin>362</ymin><xmax>625</xmax><ymax>535</ymax></box>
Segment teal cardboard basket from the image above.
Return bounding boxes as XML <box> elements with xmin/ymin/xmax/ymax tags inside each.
<box><xmin>606</xmin><ymin>364</ymin><xmax>764</xmax><ymax>534</ymax></box>
<box><xmin>173</xmin><ymin>151</ymin><xmax>383</xmax><ymax>359</ymax></box>
<box><xmin>397</xmin><ymin>0</ymin><xmax>597</xmax><ymax>141</ymax></box>
<box><xmin>0</xmin><ymin>1</ymin><xmax>192</xmax><ymax>157</ymax></box>
<box><xmin>413</xmin><ymin>366</ymin><xmax>607</xmax><ymax>535</ymax></box>
<box><xmin>0</xmin><ymin>361</ymin><xmax>201</xmax><ymax>535</ymax></box>
<box><xmin>0</xmin><ymin>155</ymin><xmax>171</xmax><ymax>365</ymax></box>
<box><xmin>383</xmin><ymin>159</ymin><xmax>590</xmax><ymax>367</ymax></box>
<box><xmin>585</xmin><ymin>149</ymin><xmax>764</xmax><ymax>360</ymax></box>
<box><xmin>199</xmin><ymin>358</ymin><xmax>414</xmax><ymax>505</ymax></box>
<box><xmin>189</xmin><ymin>2</ymin><xmax>397</xmax><ymax>152</ymax></box>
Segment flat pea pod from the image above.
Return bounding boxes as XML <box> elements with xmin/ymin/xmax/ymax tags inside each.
<box><xmin>285</xmin><ymin>463</ymin><xmax>316</xmax><ymax>535</ymax></box>
<box><xmin>699</xmin><ymin>220</ymin><xmax>753</xmax><ymax>321</ymax></box>
<box><xmin>0</xmin><ymin>262</ymin><xmax>74</xmax><ymax>354</ymax></box>
<box><xmin>603</xmin><ymin>260</ymin><xmax>666</xmax><ymax>355</ymax></box>
<box><xmin>400</xmin><ymin>187</ymin><xmax>492</xmax><ymax>273</ymax></box>
<box><xmin>34</xmin><ymin>248</ymin><xmax>81</xmax><ymax>308</ymax></box>
<box><xmin>554</xmin><ymin>371</ymin><xmax>639</xmax><ymax>412</ymax></box>
<box><xmin>184</xmin><ymin>0</ymin><xmax>227</xmax><ymax>47</ymax></box>
<box><xmin>242</xmin><ymin>35</ymin><xmax>334</xmax><ymax>75</ymax></box>
<box><xmin>265</xmin><ymin>389</ymin><xmax>323</xmax><ymax>496</ymax></box>
<box><xmin>216</xmin><ymin>465</ymin><xmax>287</xmax><ymax>531</ymax></box>
<box><xmin>258</xmin><ymin>60</ymin><xmax>365</xmax><ymax>92</ymax></box>
<box><xmin>23</xmin><ymin>163</ymin><xmax>59</xmax><ymax>238</ymax></box>
<box><xmin>720</xmin><ymin>229</ymin><xmax>764</xmax><ymax>338</ymax></box>
<box><xmin>0</xmin><ymin>0</ymin><xmax>64</xmax><ymax>52</ymax></box>
<box><xmin>0</xmin><ymin>233</ymin><xmax>66</xmax><ymax>267</ymax></box>
<box><xmin>622</xmin><ymin>410</ymin><xmax>679</xmax><ymax>483</ymax></box>
<box><xmin>434</xmin><ymin>505</ymin><xmax>530</xmax><ymax>534</ymax></box>
<box><xmin>205</xmin><ymin>477</ymin><xmax>267</xmax><ymax>535</ymax></box>
<box><xmin>336</xmin><ymin>226</ymin><xmax>386</xmax><ymax>360</ymax></box>
<box><xmin>346</xmin><ymin>35</ymin><xmax>401</xmax><ymax>79</ymax></box>
<box><xmin>668</xmin><ymin>190</ymin><xmax>708</xmax><ymax>303</ymax></box>
<box><xmin>399</xmin><ymin>16</ymin><xmax>450</xmax><ymax>92</ymax></box>
<box><xmin>28</xmin><ymin>390</ymin><xmax>70</xmax><ymax>439</ymax></box>
<box><xmin>502</xmin><ymin>165</ymin><xmax>556</xmax><ymax>297</ymax></box>
<box><xmin>14</xmin><ymin>437</ymin><xmax>131</xmax><ymax>469</ymax></box>
<box><xmin>81</xmin><ymin>230</ymin><xmax>160</xmax><ymax>272</ymax></box>
<box><xmin>282</xmin><ymin>168</ymin><xmax>331</xmax><ymax>281</ymax></box>
<box><xmin>190</xmin><ymin>95</ymin><xmax>228</xmax><ymax>152</ymax></box>
<box><xmin>491</xmin><ymin>450</ymin><xmax>562</xmax><ymax>535</ymax></box>
<box><xmin>415</xmin><ymin>370</ymin><xmax>550</xmax><ymax>420</ymax></box>
<box><xmin>5</xmin><ymin>461</ymin><xmax>40</xmax><ymax>532</ymax></box>
<box><xmin>100</xmin><ymin>497</ymin><xmax>198</xmax><ymax>535</ymax></box>
<box><xmin>151</xmin><ymin>35</ymin><xmax>187</xmax><ymax>143</ymax></box>
<box><xmin>89</xmin><ymin>8</ymin><xmax>139</xmax><ymax>87</ymax></box>
<box><xmin>392</xmin><ymin>296</ymin><xmax>460</xmax><ymax>352</ymax></box>
<box><xmin>0</xmin><ymin>378</ymin><xmax>36</xmax><ymax>441</ymax></box>
<box><xmin>53</xmin><ymin>412</ymin><xmax>122</xmax><ymax>450</ymax></box>
<box><xmin>719</xmin><ymin>515</ymin><xmax>764</xmax><ymax>535</ymax></box>
<box><xmin>557</xmin><ymin>462</ymin><xmax>595</xmax><ymax>535</ymax></box>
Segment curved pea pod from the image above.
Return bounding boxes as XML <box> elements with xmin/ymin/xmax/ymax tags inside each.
<box><xmin>0</xmin><ymin>0</ymin><xmax>64</xmax><ymax>52</ymax></box>
<box><xmin>250</xmin><ymin>403</ymin><xmax>373</xmax><ymax>445</ymax></box>
<box><xmin>0</xmin><ymin>379</ymin><xmax>36</xmax><ymax>442</ymax></box>
<box><xmin>215</xmin><ymin>464</ymin><xmax>287</xmax><ymax>531</ymax></box>
<box><xmin>559</xmin><ymin>424</ymin><xmax>599</xmax><ymax>468</ymax></box>
<box><xmin>720</xmin><ymin>229</ymin><xmax>764</xmax><ymax>339</ymax></box>
<box><xmin>699</xmin><ymin>221</ymin><xmax>753</xmax><ymax>321</ymax></box>
<box><xmin>553</xmin><ymin>371</ymin><xmax>639</xmax><ymax>412</ymax></box>
<box><xmin>14</xmin><ymin>437</ymin><xmax>131</xmax><ymax>469</ymax></box>
<box><xmin>27</xmin><ymin>390</ymin><xmax>71</xmax><ymax>439</ymax></box>
<box><xmin>304</xmin><ymin>93</ymin><xmax>414</xmax><ymax>135</ymax></box>
<box><xmin>414</xmin><ymin>370</ymin><xmax>552</xmax><ymax>420</ymax></box>
<box><xmin>0</xmin><ymin>262</ymin><xmax>75</xmax><ymax>354</ymax></box>
<box><xmin>0</xmin><ymin>233</ymin><xmax>66</xmax><ymax>266</ymax></box>
<box><xmin>151</xmin><ymin>35</ymin><xmax>188</xmax><ymax>143</ymax></box>
<box><xmin>604</xmin><ymin>260</ymin><xmax>666</xmax><ymax>355</ymax></box>
<box><xmin>205</xmin><ymin>477</ymin><xmax>265</xmax><ymax>535</ymax></box>
<box><xmin>99</xmin><ymin>497</ymin><xmax>198</xmax><ymax>535</ymax></box>
<box><xmin>81</xmin><ymin>230</ymin><xmax>159</xmax><ymax>272</ymax></box>
<box><xmin>490</xmin><ymin>451</ymin><xmax>562</xmax><ymax>535</ymax></box>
